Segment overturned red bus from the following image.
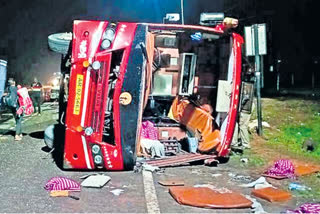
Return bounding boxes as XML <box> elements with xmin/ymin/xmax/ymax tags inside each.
<box><xmin>63</xmin><ymin>17</ymin><xmax>244</xmax><ymax>170</ymax></box>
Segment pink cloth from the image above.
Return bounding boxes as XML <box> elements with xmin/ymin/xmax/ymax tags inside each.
<box><xmin>140</xmin><ymin>120</ymin><xmax>158</xmax><ymax>140</ymax></box>
<box><xmin>17</xmin><ymin>87</ymin><xmax>34</xmax><ymax>115</ymax></box>
<box><xmin>265</xmin><ymin>159</ymin><xmax>295</xmax><ymax>178</ymax></box>
<box><xmin>44</xmin><ymin>177</ymin><xmax>81</xmax><ymax>192</ymax></box>
<box><xmin>287</xmin><ymin>203</ymin><xmax>320</xmax><ymax>213</ymax></box>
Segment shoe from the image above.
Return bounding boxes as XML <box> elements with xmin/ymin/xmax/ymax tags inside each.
<box><xmin>15</xmin><ymin>135</ymin><xmax>22</xmax><ymax>141</ymax></box>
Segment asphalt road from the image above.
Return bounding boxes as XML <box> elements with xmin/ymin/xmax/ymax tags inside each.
<box><xmin>0</xmin><ymin>102</ymin><xmax>299</xmax><ymax>213</ymax></box>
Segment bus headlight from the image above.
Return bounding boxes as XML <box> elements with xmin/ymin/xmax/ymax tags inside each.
<box><xmin>91</xmin><ymin>144</ymin><xmax>100</xmax><ymax>154</ymax></box>
<box><xmin>92</xmin><ymin>61</ymin><xmax>101</xmax><ymax>70</ymax></box>
<box><xmin>101</xmin><ymin>39</ymin><xmax>111</xmax><ymax>50</ymax></box>
<box><xmin>94</xmin><ymin>155</ymin><xmax>103</xmax><ymax>164</ymax></box>
<box><xmin>103</xmin><ymin>28</ymin><xmax>115</xmax><ymax>41</ymax></box>
<box><xmin>85</xmin><ymin>127</ymin><xmax>94</xmax><ymax>136</ymax></box>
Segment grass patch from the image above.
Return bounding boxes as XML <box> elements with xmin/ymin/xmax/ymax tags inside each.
<box><xmin>290</xmin><ymin>173</ymin><xmax>320</xmax><ymax>201</ymax></box>
<box><xmin>259</xmin><ymin>97</ymin><xmax>320</xmax><ymax>162</ymax></box>
<box><xmin>230</xmin><ymin>149</ymin><xmax>267</xmax><ymax>168</ymax></box>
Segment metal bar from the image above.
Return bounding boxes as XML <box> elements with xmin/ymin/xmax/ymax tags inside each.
<box><xmin>146</xmin><ymin>153</ymin><xmax>215</xmax><ymax>167</ymax></box>
<box><xmin>260</xmin><ymin>55</ymin><xmax>264</xmax><ymax>88</ymax></box>
<box><xmin>254</xmin><ymin>24</ymin><xmax>263</xmax><ymax>136</ymax></box>
<box><xmin>180</xmin><ymin>0</ymin><xmax>184</xmax><ymax>25</ymax></box>
<box><xmin>194</xmin><ymin>86</ymin><xmax>217</xmax><ymax>89</ymax></box>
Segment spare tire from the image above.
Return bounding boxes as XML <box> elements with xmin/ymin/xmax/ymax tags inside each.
<box><xmin>48</xmin><ymin>33</ymin><xmax>72</xmax><ymax>54</ymax></box>
<box><xmin>44</xmin><ymin>124</ymin><xmax>55</xmax><ymax>149</ymax></box>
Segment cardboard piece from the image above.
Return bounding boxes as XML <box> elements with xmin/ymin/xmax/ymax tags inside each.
<box><xmin>81</xmin><ymin>174</ymin><xmax>111</xmax><ymax>188</ymax></box>
<box><xmin>252</xmin><ymin>187</ymin><xmax>291</xmax><ymax>202</ymax></box>
<box><xmin>169</xmin><ymin>186</ymin><xmax>252</xmax><ymax>209</ymax></box>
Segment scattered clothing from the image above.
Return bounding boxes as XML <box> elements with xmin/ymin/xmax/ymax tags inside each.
<box><xmin>286</xmin><ymin>203</ymin><xmax>320</xmax><ymax>214</ymax></box>
<box><xmin>140</xmin><ymin>138</ymin><xmax>165</xmax><ymax>158</ymax></box>
<box><xmin>240</xmin><ymin>177</ymin><xmax>273</xmax><ymax>189</ymax></box>
<box><xmin>141</xmin><ymin>120</ymin><xmax>158</xmax><ymax>140</ymax></box>
<box><xmin>264</xmin><ymin>159</ymin><xmax>295</xmax><ymax>179</ymax></box>
<box><xmin>140</xmin><ymin>120</ymin><xmax>165</xmax><ymax>158</ymax></box>
<box><xmin>44</xmin><ymin>177</ymin><xmax>81</xmax><ymax>192</ymax></box>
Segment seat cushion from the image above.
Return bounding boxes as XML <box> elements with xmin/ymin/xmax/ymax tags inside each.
<box><xmin>169</xmin><ymin>186</ymin><xmax>252</xmax><ymax>209</ymax></box>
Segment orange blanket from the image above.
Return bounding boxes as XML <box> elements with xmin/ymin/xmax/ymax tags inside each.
<box><xmin>169</xmin><ymin>97</ymin><xmax>220</xmax><ymax>153</ymax></box>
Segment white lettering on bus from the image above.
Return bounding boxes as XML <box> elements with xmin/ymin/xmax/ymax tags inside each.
<box><xmin>78</xmin><ymin>40</ymin><xmax>87</xmax><ymax>58</ymax></box>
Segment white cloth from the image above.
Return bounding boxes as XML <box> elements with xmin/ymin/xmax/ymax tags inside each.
<box><xmin>140</xmin><ymin>138</ymin><xmax>165</xmax><ymax>158</ymax></box>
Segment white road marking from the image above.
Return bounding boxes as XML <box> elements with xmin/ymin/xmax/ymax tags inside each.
<box><xmin>142</xmin><ymin>170</ymin><xmax>161</xmax><ymax>214</ymax></box>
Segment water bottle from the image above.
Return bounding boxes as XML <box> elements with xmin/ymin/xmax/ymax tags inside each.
<box><xmin>289</xmin><ymin>182</ymin><xmax>311</xmax><ymax>191</ymax></box>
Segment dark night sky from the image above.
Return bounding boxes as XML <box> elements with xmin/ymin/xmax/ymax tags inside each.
<box><xmin>0</xmin><ymin>0</ymin><xmax>318</xmax><ymax>87</ymax></box>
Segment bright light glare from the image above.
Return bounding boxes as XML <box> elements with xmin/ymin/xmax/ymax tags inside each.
<box><xmin>52</xmin><ymin>79</ymin><xmax>59</xmax><ymax>86</ymax></box>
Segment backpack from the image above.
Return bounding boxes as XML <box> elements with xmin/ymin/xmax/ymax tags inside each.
<box><xmin>3</xmin><ymin>90</ymin><xmax>17</xmax><ymax>108</ymax></box>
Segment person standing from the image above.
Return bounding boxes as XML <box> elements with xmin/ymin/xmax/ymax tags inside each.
<box><xmin>3</xmin><ymin>78</ymin><xmax>23</xmax><ymax>141</ymax></box>
<box><xmin>31</xmin><ymin>77</ymin><xmax>42</xmax><ymax>115</ymax></box>
<box><xmin>232</xmin><ymin>64</ymin><xmax>255</xmax><ymax>151</ymax></box>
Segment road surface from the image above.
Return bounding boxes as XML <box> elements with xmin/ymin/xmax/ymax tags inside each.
<box><xmin>0</xmin><ymin>102</ymin><xmax>297</xmax><ymax>213</ymax></box>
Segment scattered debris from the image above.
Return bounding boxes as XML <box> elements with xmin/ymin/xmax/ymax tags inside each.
<box><xmin>211</xmin><ymin>173</ymin><xmax>222</xmax><ymax>177</ymax></box>
<box><xmin>288</xmin><ymin>182</ymin><xmax>311</xmax><ymax>191</ymax></box>
<box><xmin>110</xmin><ymin>189</ymin><xmax>124</xmax><ymax>196</ymax></box>
<box><xmin>80</xmin><ymin>174</ymin><xmax>111</xmax><ymax>188</ymax></box>
<box><xmin>169</xmin><ymin>186</ymin><xmax>253</xmax><ymax>209</ymax></box>
<box><xmin>240</xmin><ymin>158</ymin><xmax>249</xmax><ymax>164</ymax></box>
<box><xmin>133</xmin><ymin>161</ymin><xmax>144</xmax><ymax>173</ymax></box>
<box><xmin>228</xmin><ymin>173</ymin><xmax>252</xmax><ymax>183</ymax></box>
<box><xmin>79</xmin><ymin>173</ymin><xmax>99</xmax><ymax>179</ymax></box>
<box><xmin>248</xmin><ymin>120</ymin><xmax>270</xmax><ymax>132</ymax></box>
<box><xmin>191</xmin><ymin>169</ymin><xmax>202</xmax><ymax>175</ymax></box>
<box><xmin>158</xmin><ymin>179</ymin><xmax>184</xmax><ymax>186</ymax></box>
<box><xmin>142</xmin><ymin>163</ymin><xmax>160</xmax><ymax>172</ymax></box>
<box><xmin>50</xmin><ymin>190</ymin><xmax>80</xmax><ymax>200</ymax></box>
<box><xmin>204</xmin><ymin>158</ymin><xmax>219</xmax><ymax>166</ymax></box>
<box><xmin>240</xmin><ymin>177</ymin><xmax>273</xmax><ymax>189</ymax></box>
<box><xmin>245</xmin><ymin>195</ymin><xmax>265</xmax><ymax>214</ymax></box>
<box><xmin>302</xmin><ymin>138</ymin><xmax>318</xmax><ymax>152</ymax></box>
<box><xmin>252</xmin><ymin>187</ymin><xmax>292</xmax><ymax>202</ymax></box>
